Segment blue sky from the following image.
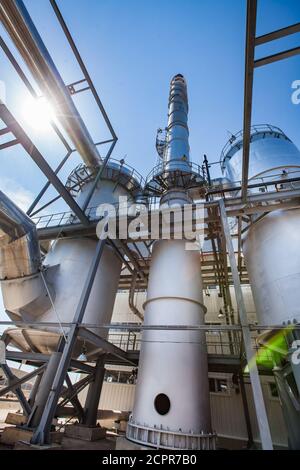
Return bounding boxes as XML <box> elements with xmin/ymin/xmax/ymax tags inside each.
<box><xmin>0</xmin><ymin>0</ymin><xmax>300</xmax><ymax>325</ymax></box>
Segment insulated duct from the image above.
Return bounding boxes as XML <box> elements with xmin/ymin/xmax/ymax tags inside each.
<box><xmin>0</xmin><ymin>0</ymin><xmax>101</xmax><ymax>168</ymax></box>
<box><xmin>0</xmin><ymin>189</ymin><xmax>40</xmax><ymax>279</ymax></box>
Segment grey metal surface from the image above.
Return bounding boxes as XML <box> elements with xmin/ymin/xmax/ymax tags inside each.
<box><xmin>128</xmin><ymin>239</ymin><xmax>215</xmax><ymax>449</ymax></box>
<box><xmin>0</xmin><ymin>0</ymin><xmax>101</xmax><ymax>168</ymax></box>
<box><xmin>243</xmin><ymin>208</ymin><xmax>300</xmax><ymax>325</ymax></box>
<box><xmin>0</xmin><ymin>189</ymin><xmax>40</xmax><ymax>279</ymax></box>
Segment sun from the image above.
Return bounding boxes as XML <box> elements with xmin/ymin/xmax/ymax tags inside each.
<box><xmin>22</xmin><ymin>96</ymin><xmax>56</xmax><ymax>131</ymax></box>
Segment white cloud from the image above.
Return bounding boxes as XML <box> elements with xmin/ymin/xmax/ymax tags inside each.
<box><xmin>0</xmin><ymin>177</ymin><xmax>34</xmax><ymax>212</ymax></box>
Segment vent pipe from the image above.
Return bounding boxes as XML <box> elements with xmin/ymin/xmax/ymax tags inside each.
<box><xmin>0</xmin><ymin>0</ymin><xmax>101</xmax><ymax>168</ymax></box>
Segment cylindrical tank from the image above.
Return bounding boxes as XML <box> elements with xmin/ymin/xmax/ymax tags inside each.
<box><xmin>242</xmin><ymin>209</ymin><xmax>300</xmax><ymax>326</ymax></box>
<box><xmin>127</xmin><ymin>239</ymin><xmax>215</xmax><ymax>449</ymax></box>
<box><xmin>221</xmin><ymin>125</ymin><xmax>300</xmax><ymax>184</ymax></box>
<box><xmin>221</xmin><ymin>125</ymin><xmax>300</xmax><ymax>326</ymax></box>
<box><xmin>221</xmin><ymin>125</ymin><xmax>300</xmax><ymax>449</ymax></box>
<box><xmin>2</xmin><ymin>167</ymin><xmax>141</xmax><ymax>356</ymax></box>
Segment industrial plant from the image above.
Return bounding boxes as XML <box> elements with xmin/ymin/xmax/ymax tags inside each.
<box><xmin>0</xmin><ymin>0</ymin><xmax>299</xmax><ymax>452</ymax></box>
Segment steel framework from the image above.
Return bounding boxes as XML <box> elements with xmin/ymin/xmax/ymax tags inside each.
<box><xmin>0</xmin><ymin>0</ymin><xmax>299</xmax><ymax>450</ymax></box>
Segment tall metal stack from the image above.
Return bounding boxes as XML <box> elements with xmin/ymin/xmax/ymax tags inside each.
<box><xmin>126</xmin><ymin>75</ymin><xmax>215</xmax><ymax>450</ymax></box>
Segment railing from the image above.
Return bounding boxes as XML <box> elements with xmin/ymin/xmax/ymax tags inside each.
<box><xmin>32</xmin><ymin>200</ymin><xmax>124</xmax><ymax>229</ymax></box>
<box><xmin>145</xmin><ymin>159</ymin><xmax>205</xmax><ymax>186</ymax></box>
<box><xmin>108</xmin><ymin>331</ymin><xmax>141</xmax><ymax>352</ymax></box>
<box><xmin>220</xmin><ymin>124</ymin><xmax>289</xmax><ymax>169</ymax></box>
<box><xmin>66</xmin><ymin>158</ymin><xmax>145</xmax><ymax>196</ymax></box>
<box><xmin>32</xmin><ymin>206</ymin><xmax>97</xmax><ymax>229</ymax></box>
<box><xmin>209</xmin><ymin>167</ymin><xmax>300</xmax><ymax>198</ymax></box>
<box><xmin>108</xmin><ymin>330</ymin><xmax>243</xmax><ymax>357</ymax></box>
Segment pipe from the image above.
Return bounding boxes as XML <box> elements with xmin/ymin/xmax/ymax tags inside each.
<box><xmin>0</xmin><ymin>0</ymin><xmax>101</xmax><ymax>168</ymax></box>
<box><xmin>128</xmin><ymin>270</ymin><xmax>144</xmax><ymax>321</ymax></box>
<box><xmin>164</xmin><ymin>74</ymin><xmax>190</xmax><ymax>172</ymax></box>
<box><xmin>0</xmin><ymin>190</ymin><xmax>40</xmax><ymax>279</ymax></box>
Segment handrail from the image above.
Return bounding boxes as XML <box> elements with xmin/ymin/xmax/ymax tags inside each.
<box><xmin>220</xmin><ymin>124</ymin><xmax>290</xmax><ymax>170</ymax></box>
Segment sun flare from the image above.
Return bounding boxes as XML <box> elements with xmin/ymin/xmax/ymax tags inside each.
<box><xmin>22</xmin><ymin>96</ymin><xmax>56</xmax><ymax>131</ymax></box>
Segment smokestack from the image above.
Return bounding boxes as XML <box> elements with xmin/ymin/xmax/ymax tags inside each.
<box><xmin>126</xmin><ymin>75</ymin><xmax>215</xmax><ymax>450</ymax></box>
<box><xmin>164</xmin><ymin>74</ymin><xmax>191</xmax><ymax>173</ymax></box>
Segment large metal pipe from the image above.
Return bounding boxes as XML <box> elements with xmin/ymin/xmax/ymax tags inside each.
<box><xmin>0</xmin><ymin>0</ymin><xmax>101</xmax><ymax>168</ymax></box>
<box><xmin>0</xmin><ymin>189</ymin><xmax>40</xmax><ymax>279</ymax></box>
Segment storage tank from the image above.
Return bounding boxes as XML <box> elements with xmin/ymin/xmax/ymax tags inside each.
<box><xmin>126</xmin><ymin>75</ymin><xmax>215</xmax><ymax>450</ymax></box>
<box><xmin>221</xmin><ymin>125</ymin><xmax>300</xmax><ymax>449</ymax></box>
<box><xmin>221</xmin><ymin>124</ymin><xmax>300</xmax><ymax>326</ymax></box>
<box><xmin>2</xmin><ymin>163</ymin><xmax>142</xmax><ymax>358</ymax></box>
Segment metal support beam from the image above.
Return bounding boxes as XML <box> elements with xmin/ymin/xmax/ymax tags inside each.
<box><xmin>0</xmin><ymin>102</ymin><xmax>89</xmax><ymax>225</ymax></box>
<box><xmin>255</xmin><ymin>22</ymin><xmax>300</xmax><ymax>45</ymax></box>
<box><xmin>1</xmin><ymin>364</ymin><xmax>31</xmax><ymax>416</ymax></box>
<box><xmin>50</xmin><ymin>0</ymin><xmax>117</xmax><ymax>141</ymax></box>
<box><xmin>30</xmin><ymin>239</ymin><xmax>105</xmax><ymax>445</ymax></box>
<box><xmin>65</xmin><ymin>374</ymin><xmax>84</xmax><ymax>418</ymax></box>
<box><xmin>219</xmin><ymin>199</ymin><xmax>273</xmax><ymax>450</ymax></box>
<box><xmin>82</xmin><ymin>356</ymin><xmax>105</xmax><ymax>426</ymax></box>
<box><xmin>58</xmin><ymin>374</ymin><xmax>93</xmax><ymax>409</ymax></box>
<box><xmin>27</xmin><ymin>150</ymin><xmax>73</xmax><ymax>216</ymax></box>
<box><xmin>0</xmin><ymin>364</ymin><xmax>45</xmax><ymax>398</ymax></box>
<box><xmin>254</xmin><ymin>46</ymin><xmax>300</xmax><ymax>68</ymax></box>
<box><xmin>81</xmin><ymin>139</ymin><xmax>116</xmax><ymax>212</ymax></box>
<box><xmin>78</xmin><ymin>328</ymin><xmax>137</xmax><ymax>366</ymax></box>
<box><xmin>27</xmin><ymin>351</ymin><xmax>63</xmax><ymax>428</ymax></box>
<box><xmin>239</xmin><ymin>371</ymin><xmax>254</xmax><ymax>448</ymax></box>
<box><xmin>241</xmin><ymin>0</ymin><xmax>257</xmax><ymax>202</ymax></box>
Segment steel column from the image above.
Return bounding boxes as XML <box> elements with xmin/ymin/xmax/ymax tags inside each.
<box><xmin>65</xmin><ymin>374</ymin><xmax>84</xmax><ymax>419</ymax></box>
<box><xmin>28</xmin><ymin>372</ymin><xmax>43</xmax><ymax>407</ymax></box>
<box><xmin>239</xmin><ymin>372</ymin><xmax>254</xmax><ymax>448</ymax></box>
<box><xmin>241</xmin><ymin>0</ymin><xmax>257</xmax><ymax>202</ymax></box>
<box><xmin>82</xmin><ymin>356</ymin><xmax>105</xmax><ymax>426</ymax></box>
<box><xmin>26</xmin><ymin>351</ymin><xmax>63</xmax><ymax>428</ymax></box>
<box><xmin>219</xmin><ymin>199</ymin><xmax>273</xmax><ymax>449</ymax></box>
